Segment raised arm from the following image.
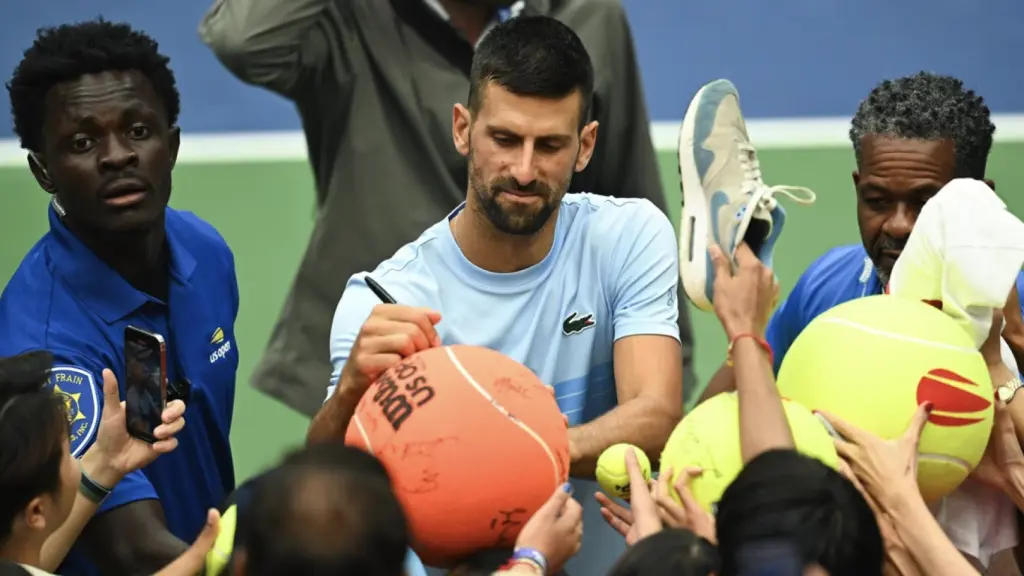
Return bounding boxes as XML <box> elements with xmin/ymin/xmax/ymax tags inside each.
<box><xmin>39</xmin><ymin>369</ymin><xmax>186</xmax><ymax>571</ymax></box>
<box><xmin>708</xmin><ymin>244</ymin><xmax>795</xmax><ymax>462</ymax></box>
<box><xmin>199</xmin><ymin>0</ymin><xmax>347</xmax><ymax>97</ymax></box>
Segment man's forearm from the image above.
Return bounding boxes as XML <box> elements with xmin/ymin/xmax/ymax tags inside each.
<box><xmin>698</xmin><ymin>363</ymin><xmax>735</xmax><ymax>404</ymax></box>
<box><xmin>568</xmin><ymin>396</ymin><xmax>679</xmax><ymax>478</ymax></box>
<box><xmin>733</xmin><ymin>338</ymin><xmax>794</xmax><ymax>463</ymax></box>
<box><xmin>199</xmin><ymin>0</ymin><xmax>333</xmax><ymax>93</ymax></box>
<box><xmin>307</xmin><ymin>385</ymin><xmax>361</xmax><ymax>444</ymax></box>
<box><xmin>82</xmin><ymin>502</ymin><xmax>189</xmax><ymax>575</ymax></box>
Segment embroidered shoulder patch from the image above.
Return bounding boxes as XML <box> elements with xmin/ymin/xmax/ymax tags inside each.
<box><xmin>48</xmin><ymin>366</ymin><xmax>100</xmax><ymax>457</ymax></box>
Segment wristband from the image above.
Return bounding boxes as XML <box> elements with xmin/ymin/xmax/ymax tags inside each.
<box><xmin>511</xmin><ymin>547</ymin><xmax>548</xmax><ymax>574</ymax></box>
<box><xmin>499</xmin><ymin>559</ymin><xmax>544</xmax><ymax>574</ymax></box>
<box><xmin>78</xmin><ymin>461</ymin><xmax>113</xmax><ymax>505</ymax></box>
<box><xmin>726</xmin><ymin>333</ymin><xmax>773</xmax><ymax>368</ymax></box>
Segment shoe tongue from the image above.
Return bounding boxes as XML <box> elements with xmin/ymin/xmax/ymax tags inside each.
<box><xmin>741</xmin><ymin>211</ymin><xmax>773</xmax><ymax>259</ymax></box>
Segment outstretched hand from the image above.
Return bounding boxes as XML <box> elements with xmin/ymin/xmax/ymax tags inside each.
<box><xmin>515</xmin><ymin>483</ymin><xmax>583</xmax><ymax>574</ymax></box>
<box><xmin>819</xmin><ymin>402</ymin><xmax>931</xmax><ymax>509</ymax></box>
<box><xmin>82</xmin><ymin>369</ymin><xmax>186</xmax><ymax>487</ymax></box>
<box><xmin>652</xmin><ymin>466</ymin><xmax>716</xmax><ymax>544</ymax></box>
<box><xmin>595</xmin><ymin>449</ymin><xmax>663</xmax><ymax>546</ymax></box>
<box><xmin>709</xmin><ymin>243</ymin><xmax>778</xmax><ymax>340</ymax></box>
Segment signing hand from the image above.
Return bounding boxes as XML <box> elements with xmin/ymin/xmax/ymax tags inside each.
<box><xmin>514</xmin><ymin>483</ymin><xmax>583</xmax><ymax>574</ymax></box>
<box><xmin>652</xmin><ymin>467</ymin><xmax>716</xmax><ymax>544</ymax></box>
<box><xmin>820</xmin><ymin>403</ymin><xmax>931</xmax><ymax>510</ymax></box>
<box><xmin>340</xmin><ymin>303</ymin><xmax>442</xmax><ymax>396</ymax></box>
<box><xmin>81</xmin><ymin>369</ymin><xmax>185</xmax><ymax>487</ymax></box>
<box><xmin>709</xmin><ymin>243</ymin><xmax>778</xmax><ymax>340</ymax></box>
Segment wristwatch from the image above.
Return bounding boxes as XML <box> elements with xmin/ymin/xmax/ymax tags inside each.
<box><xmin>996</xmin><ymin>376</ymin><xmax>1024</xmax><ymax>404</ymax></box>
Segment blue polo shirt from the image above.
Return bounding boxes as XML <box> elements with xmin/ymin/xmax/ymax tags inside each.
<box><xmin>0</xmin><ymin>205</ymin><xmax>238</xmax><ymax>574</ymax></box>
<box><xmin>767</xmin><ymin>244</ymin><xmax>1024</xmax><ymax>373</ymax></box>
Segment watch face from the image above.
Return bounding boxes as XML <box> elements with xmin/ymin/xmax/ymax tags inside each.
<box><xmin>998</xmin><ymin>387</ymin><xmax>1013</xmax><ymax>403</ymax></box>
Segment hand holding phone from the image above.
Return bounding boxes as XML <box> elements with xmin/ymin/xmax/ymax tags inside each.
<box><xmin>124</xmin><ymin>326</ymin><xmax>168</xmax><ymax>443</ymax></box>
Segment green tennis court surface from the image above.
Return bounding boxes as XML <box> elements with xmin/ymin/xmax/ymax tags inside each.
<box><xmin>3</xmin><ymin>143</ymin><xmax>1024</xmax><ymax>482</ymax></box>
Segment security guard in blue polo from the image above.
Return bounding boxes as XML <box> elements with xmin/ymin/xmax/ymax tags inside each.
<box><xmin>0</xmin><ymin>20</ymin><xmax>238</xmax><ymax>575</ymax></box>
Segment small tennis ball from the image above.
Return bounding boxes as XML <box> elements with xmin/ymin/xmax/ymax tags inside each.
<box><xmin>596</xmin><ymin>443</ymin><xmax>651</xmax><ymax>499</ymax></box>
<box><xmin>205</xmin><ymin>504</ymin><xmax>238</xmax><ymax>576</ymax></box>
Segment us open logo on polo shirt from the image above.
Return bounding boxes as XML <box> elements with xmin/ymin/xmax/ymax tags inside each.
<box><xmin>209</xmin><ymin>327</ymin><xmax>232</xmax><ymax>364</ymax></box>
<box><xmin>49</xmin><ymin>366</ymin><xmax>99</xmax><ymax>458</ymax></box>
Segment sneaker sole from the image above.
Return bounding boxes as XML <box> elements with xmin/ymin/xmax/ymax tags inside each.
<box><xmin>677</xmin><ymin>80</ymin><xmax>735</xmax><ymax>312</ymax></box>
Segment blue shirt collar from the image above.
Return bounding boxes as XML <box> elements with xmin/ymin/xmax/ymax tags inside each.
<box><xmin>47</xmin><ymin>204</ymin><xmax>197</xmax><ymax>324</ymax></box>
<box><xmin>857</xmin><ymin>255</ymin><xmax>884</xmax><ymax>297</ymax></box>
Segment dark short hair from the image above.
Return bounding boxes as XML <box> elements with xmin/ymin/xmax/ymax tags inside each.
<box><xmin>468</xmin><ymin>15</ymin><xmax>594</xmax><ymax>129</ymax></box>
<box><xmin>240</xmin><ymin>442</ymin><xmax>409</xmax><ymax>576</ymax></box>
<box><xmin>715</xmin><ymin>450</ymin><xmax>883</xmax><ymax>576</ymax></box>
<box><xmin>0</xmin><ymin>351</ymin><xmax>66</xmax><ymax>546</ymax></box>
<box><xmin>849</xmin><ymin>71</ymin><xmax>995</xmax><ymax>179</ymax></box>
<box><xmin>608</xmin><ymin>528</ymin><xmax>719</xmax><ymax>576</ymax></box>
<box><xmin>6</xmin><ymin>18</ymin><xmax>181</xmax><ymax>152</ymax></box>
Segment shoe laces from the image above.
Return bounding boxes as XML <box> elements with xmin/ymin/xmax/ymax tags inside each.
<box><xmin>737</xmin><ymin>141</ymin><xmax>817</xmax><ymax>213</ymax></box>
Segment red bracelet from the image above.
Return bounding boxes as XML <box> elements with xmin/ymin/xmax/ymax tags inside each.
<box><xmin>726</xmin><ymin>333</ymin><xmax>773</xmax><ymax>367</ymax></box>
<box><xmin>498</xmin><ymin>559</ymin><xmax>543</xmax><ymax>574</ymax></box>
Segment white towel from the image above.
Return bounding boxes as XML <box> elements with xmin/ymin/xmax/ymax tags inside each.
<box><xmin>890</xmin><ymin>178</ymin><xmax>1024</xmax><ymax>568</ymax></box>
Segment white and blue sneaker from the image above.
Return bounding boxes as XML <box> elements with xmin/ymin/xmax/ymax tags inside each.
<box><xmin>677</xmin><ymin>79</ymin><xmax>816</xmax><ymax>311</ymax></box>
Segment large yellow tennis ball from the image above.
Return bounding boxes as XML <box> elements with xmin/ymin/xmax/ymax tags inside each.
<box><xmin>205</xmin><ymin>504</ymin><xmax>237</xmax><ymax>576</ymax></box>
<box><xmin>777</xmin><ymin>295</ymin><xmax>994</xmax><ymax>502</ymax></box>
<box><xmin>660</xmin><ymin>391</ymin><xmax>838</xmax><ymax>513</ymax></box>
<box><xmin>596</xmin><ymin>443</ymin><xmax>651</xmax><ymax>499</ymax></box>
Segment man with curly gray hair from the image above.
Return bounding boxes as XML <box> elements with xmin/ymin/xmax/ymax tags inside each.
<box><xmin>691</xmin><ymin>72</ymin><xmax>1021</xmax><ymax>572</ymax></box>
<box><xmin>849</xmin><ymin>71</ymin><xmax>996</xmax><ymax>288</ymax></box>
<box><xmin>699</xmin><ymin>71</ymin><xmax>1000</xmax><ymax>396</ymax></box>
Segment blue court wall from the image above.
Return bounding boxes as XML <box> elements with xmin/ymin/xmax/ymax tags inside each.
<box><xmin>1</xmin><ymin>0</ymin><xmax>1021</xmax><ymax>136</ymax></box>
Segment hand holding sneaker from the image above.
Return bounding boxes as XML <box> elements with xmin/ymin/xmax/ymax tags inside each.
<box><xmin>709</xmin><ymin>242</ymin><xmax>778</xmax><ymax>340</ymax></box>
<box><xmin>676</xmin><ymin>78</ymin><xmax>815</xmax><ymax>312</ymax></box>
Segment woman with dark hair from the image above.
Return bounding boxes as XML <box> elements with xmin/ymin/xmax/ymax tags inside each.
<box><xmin>0</xmin><ymin>351</ymin><xmax>186</xmax><ymax>574</ymax></box>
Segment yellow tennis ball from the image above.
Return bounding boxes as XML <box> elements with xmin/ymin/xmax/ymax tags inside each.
<box><xmin>596</xmin><ymin>443</ymin><xmax>651</xmax><ymax>499</ymax></box>
<box><xmin>777</xmin><ymin>295</ymin><xmax>993</xmax><ymax>502</ymax></box>
<box><xmin>660</xmin><ymin>391</ymin><xmax>838</xmax><ymax>513</ymax></box>
<box><xmin>205</xmin><ymin>504</ymin><xmax>238</xmax><ymax>576</ymax></box>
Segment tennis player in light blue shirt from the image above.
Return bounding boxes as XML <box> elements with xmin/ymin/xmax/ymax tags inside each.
<box><xmin>312</xmin><ymin>16</ymin><xmax>683</xmax><ymax>574</ymax></box>
<box><xmin>325</xmin><ymin>192</ymin><xmax>681</xmax><ymax>573</ymax></box>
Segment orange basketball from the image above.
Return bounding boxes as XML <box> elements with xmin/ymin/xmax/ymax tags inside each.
<box><xmin>345</xmin><ymin>345</ymin><xmax>570</xmax><ymax>567</ymax></box>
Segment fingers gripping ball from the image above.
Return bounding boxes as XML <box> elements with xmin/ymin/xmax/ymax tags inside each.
<box><xmin>776</xmin><ymin>295</ymin><xmax>994</xmax><ymax>501</ymax></box>
<box><xmin>597</xmin><ymin>443</ymin><xmax>651</xmax><ymax>499</ymax></box>
<box><xmin>204</xmin><ymin>504</ymin><xmax>237</xmax><ymax>576</ymax></box>
<box><xmin>660</xmin><ymin>392</ymin><xmax>838</xmax><ymax>513</ymax></box>
<box><xmin>344</xmin><ymin>345</ymin><xmax>570</xmax><ymax>568</ymax></box>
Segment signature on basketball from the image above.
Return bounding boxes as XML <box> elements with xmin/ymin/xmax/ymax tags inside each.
<box><xmin>387</xmin><ymin>436</ymin><xmax>457</xmax><ymax>460</ymax></box>
<box><xmin>682</xmin><ymin>430</ymin><xmax>723</xmax><ymax>479</ymax></box>
<box><xmin>492</xmin><ymin>377</ymin><xmax>531</xmax><ymax>399</ymax></box>
<box><xmin>403</xmin><ymin>467</ymin><xmax>441</xmax><ymax>495</ymax></box>
<box><xmin>490</xmin><ymin>508</ymin><xmax>528</xmax><ymax>547</ymax></box>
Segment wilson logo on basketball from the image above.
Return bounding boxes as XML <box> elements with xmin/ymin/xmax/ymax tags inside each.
<box><xmin>915</xmin><ymin>368</ymin><xmax>992</xmax><ymax>427</ymax></box>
